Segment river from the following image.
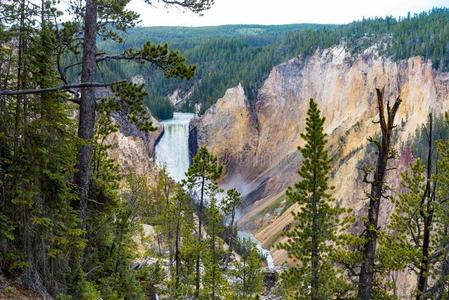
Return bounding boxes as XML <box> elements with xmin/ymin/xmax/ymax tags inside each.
<box><xmin>154</xmin><ymin>112</ymin><xmax>275</xmax><ymax>270</ymax></box>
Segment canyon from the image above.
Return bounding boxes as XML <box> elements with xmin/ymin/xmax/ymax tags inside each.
<box><xmin>109</xmin><ymin>43</ymin><xmax>449</xmax><ymax>298</ymax></box>
<box><xmin>189</xmin><ymin>44</ymin><xmax>449</xmax><ymax>272</ymax></box>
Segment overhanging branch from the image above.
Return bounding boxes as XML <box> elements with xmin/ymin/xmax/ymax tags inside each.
<box><xmin>0</xmin><ymin>81</ymin><xmax>126</xmax><ymax>96</ymax></box>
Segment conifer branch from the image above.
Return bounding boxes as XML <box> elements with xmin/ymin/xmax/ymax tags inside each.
<box><xmin>0</xmin><ymin>81</ymin><xmax>126</xmax><ymax>96</ymax></box>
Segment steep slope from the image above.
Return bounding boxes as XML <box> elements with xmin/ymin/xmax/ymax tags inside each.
<box><xmin>97</xmin><ymin>9</ymin><xmax>449</xmax><ymax>117</ymax></box>
<box><xmin>106</xmin><ymin>111</ymin><xmax>163</xmax><ymax>181</ymax></box>
<box><xmin>191</xmin><ymin>44</ymin><xmax>449</xmax><ymax>268</ymax></box>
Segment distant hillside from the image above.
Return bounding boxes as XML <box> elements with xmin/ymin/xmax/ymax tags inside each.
<box><xmin>93</xmin><ymin>8</ymin><xmax>449</xmax><ymax>118</ymax></box>
<box><xmin>95</xmin><ymin>24</ymin><xmax>326</xmax><ymax>118</ymax></box>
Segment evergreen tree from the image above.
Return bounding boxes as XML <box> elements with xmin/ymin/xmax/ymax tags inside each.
<box><xmin>380</xmin><ymin>115</ymin><xmax>440</xmax><ymax>300</ymax></box>
<box><xmin>232</xmin><ymin>239</ymin><xmax>264</xmax><ymax>299</ymax></box>
<box><xmin>0</xmin><ymin>1</ymin><xmax>83</xmax><ymax>294</ymax></box>
<box><xmin>170</xmin><ymin>187</ymin><xmax>197</xmax><ymax>297</ymax></box>
<box><xmin>202</xmin><ymin>199</ymin><xmax>227</xmax><ymax>299</ymax></box>
<box><xmin>277</xmin><ymin>99</ymin><xmax>346</xmax><ymax>299</ymax></box>
<box><xmin>183</xmin><ymin>146</ymin><xmax>223</xmax><ymax>298</ymax></box>
<box><xmin>221</xmin><ymin>188</ymin><xmax>242</xmax><ymax>255</ymax></box>
<box><xmin>432</xmin><ymin>133</ymin><xmax>449</xmax><ymax>298</ymax></box>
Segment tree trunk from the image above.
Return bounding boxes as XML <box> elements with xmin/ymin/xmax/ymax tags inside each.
<box><xmin>224</xmin><ymin>205</ymin><xmax>236</xmax><ymax>268</ymax></box>
<box><xmin>195</xmin><ymin>176</ymin><xmax>205</xmax><ymax>298</ymax></box>
<box><xmin>13</xmin><ymin>0</ymin><xmax>26</xmax><ymax>160</ymax></box>
<box><xmin>311</xmin><ymin>169</ymin><xmax>319</xmax><ymax>300</ymax></box>
<box><xmin>228</xmin><ymin>205</ymin><xmax>236</xmax><ymax>250</ymax></box>
<box><xmin>243</xmin><ymin>255</ymin><xmax>247</xmax><ymax>296</ymax></box>
<box><xmin>358</xmin><ymin>89</ymin><xmax>401</xmax><ymax>299</ymax></box>
<box><xmin>212</xmin><ymin>220</ymin><xmax>216</xmax><ymax>300</ymax></box>
<box><xmin>75</xmin><ymin>0</ymin><xmax>97</xmax><ymax>231</ymax></box>
<box><xmin>417</xmin><ymin>113</ymin><xmax>434</xmax><ymax>299</ymax></box>
<box><xmin>175</xmin><ymin>216</ymin><xmax>181</xmax><ymax>290</ymax></box>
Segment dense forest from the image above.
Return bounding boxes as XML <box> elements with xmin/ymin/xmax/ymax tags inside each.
<box><xmin>0</xmin><ymin>0</ymin><xmax>264</xmax><ymax>299</ymax></box>
<box><xmin>2</xmin><ymin>0</ymin><xmax>449</xmax><ymax>299</ymax></box>
<box><xmin>93</xmin><ymin>8</ymin><xmax>449</xmax><ymax>118</ymax></box>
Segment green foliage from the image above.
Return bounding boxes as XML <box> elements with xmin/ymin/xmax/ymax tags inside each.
<box><xmin>110</xmin><ymin>82</ymin><xmax>157</xmax><ymax>131</ymax></box>
<box><xmin>231</xmin><ymin>239</ymin><xmax>264</xmax><ymax>299</ymax></box>
<box><xmin>405</xmin><ymin>114</ymin><xmax>449</xmax><ymax>165</ymax></box>
<box><xmin>183</xmin><ymin>146</ymin><xmax>223</xmax><ymax>200</ymax></box>
<box><xmin>124</xmin><ymin>42</ymin><xmax>196</xmax><ymax>80</ymax></box>
<box><xmin>277</xmin><ymin>99</ymin><xmax>350</xmax><ymax>299</ymax></box>
<box><xmin>0</xmin><ymin>0</ymin><xmax>219</xmax><ymax>298</ymax></box>
<box><xmin>144</xmin><ymin>0</ymin><xmax>215</xmax><ymax>14</ymax></box>
<box><xmin>221</xmin><ymin>188</ymin><xmax>242</xmax><ymax>251</ymax></box>
<box><xmin>381</xmin><ymin>161</ymin><xmax>428</xmax><ymax>268</ymax></box>
<box><xmin>222</xmin><ymin>188</ymin><xmax>242</xmax><ymax>219</ymax></box>
<box><xmin>431</xmin><ymin>139</ymin><xmax>449</xmax><ymax>297</ymax></box>
<box><xmin>183</xmin><ymin>146</ymin><xmax>223</xmax><ymax>297</ymax></box>
<box><xmin>201</xmin><ymin>200</ymin><xmax>227</xmax><ymax>299</ymax></box>
<box><xmin>97</xmin><ymin>9</ymin><xmax>449</xmax><ymax>115</ymax></box>
<box><xmin>145</xmin><ymin>93</ymin><xmax>174</xmax><ymax>120</ymax></box>
<box><xmin>0</xmin><ymin>1</ymin><xmax>83</xmax><ymax>293</ymax></box>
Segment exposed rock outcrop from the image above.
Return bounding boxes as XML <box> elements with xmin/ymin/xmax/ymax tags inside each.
<box><xmin>106</xmin><ymin>111</ymin><xmax>163</xmax><ymax>180</ymax></box>
<box><xmin>191</xmin><ymin>44</ymin><xmax>449</xmax><ymax>277</ymax></box>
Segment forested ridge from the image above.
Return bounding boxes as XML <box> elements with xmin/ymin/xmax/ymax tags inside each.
<box><xmin>94</xmin><ymin>8</ymin><xmax>449</xmax><ymax>117</ymax></box>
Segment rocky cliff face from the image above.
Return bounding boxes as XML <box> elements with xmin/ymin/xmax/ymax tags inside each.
<box><xmin>191</xmin><ymin>45</ymin><xmax>449</xmax><ymax>272</ymax></box>
<box><xmin>106</xmin><ymin>111</ymin><xmax>163</xmax><ymax>180</ymax></box>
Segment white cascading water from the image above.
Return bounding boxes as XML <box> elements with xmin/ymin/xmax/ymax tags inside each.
<box><xmin>155</xmin><ymin>112</ymin><xmax>194</xmax><ymax>182</ymax></box>
<box><xmin>154</xmin><ymin>112</ymin><xmax>275</xmax><ymax>270</ymax></box>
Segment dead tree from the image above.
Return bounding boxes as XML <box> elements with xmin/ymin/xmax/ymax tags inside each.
<box><xmin>416</xmin><ymin>113</ymin><xmax>436</xmax><ymax>299</ymax></box>
<box><xmin>358</xmin><ymin>88</ymin><xmax>402</xmax><ymax>299</ymax></box>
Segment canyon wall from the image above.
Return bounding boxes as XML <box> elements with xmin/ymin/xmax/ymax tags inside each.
<box><xmin>106</xmin><ymin>111</ymin><xmax>163</xmax><ymax>182</ymax></box>
<box><xmin>191</xmin><ymin>45</ymin><xmax>449</xmax><ymax>275</ymax></box>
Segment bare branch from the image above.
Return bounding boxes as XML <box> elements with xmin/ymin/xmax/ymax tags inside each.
<box><xmin>0</xmin><ymin>81</ymin><xmax>126</xmax><ymax>96</ymax></box>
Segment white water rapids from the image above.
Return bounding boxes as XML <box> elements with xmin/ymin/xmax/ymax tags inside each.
<box><xmin>154</xmin><ymin>112</ymin><xmax>275</xmax><ymax>270</ymax></box>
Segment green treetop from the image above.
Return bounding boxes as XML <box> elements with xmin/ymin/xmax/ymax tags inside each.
<box><xmin>183</xmin><ymin>146</ymin><xmax>223</xmax><ymax>298</ymax></box>
<box><xmin>277</xmin><ymin>98</ymin><xmax>347</xmax><ymax>299</ymax></box>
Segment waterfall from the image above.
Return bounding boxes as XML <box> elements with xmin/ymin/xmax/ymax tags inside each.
<box><xmin>154</xmin><ymin>112</ymin><xmax>275</xmax><ymax>270</ymax></box>
<box><xmin>155</xmin><ymin>112</ymin><xmax>194</xmax><ymax>182</ymax></box>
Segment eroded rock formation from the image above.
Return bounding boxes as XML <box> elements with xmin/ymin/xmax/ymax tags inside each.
<box><xmin>191</xmin><ymin>45</ymin><xmax>449</xmax><ymax>274</ymax></box>
<box><xmin>106</xmin><ymin>111</ymin><xmax>163</xmax><ymax>180</ymax></box>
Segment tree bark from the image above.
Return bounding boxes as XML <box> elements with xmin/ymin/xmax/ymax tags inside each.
<box><xmin>212</xmin><ymin>218</ymin><xmax>216</xmax><ymax>300</ymax></box>
<box><xmin>358</xmin><ymin>89</ymin><xmax>401</xmax><ymax>300</ymax></box>
<box><xmin>175</xmin><ymin>215</ymin><xmax>181</xmax><ymax>290</ymax></box>
<box><xmin>228</xmin><ymin>205</ymin><xmax>236</xmax><ymax>251</ymax></box>
<box><xmin>417</xmin><ymin>113</ymin><xmax>434</xmax><ymax>299</ymax></box>
<box><xmin>195</xmin><ymin>176</ymin><xmax>205</xmax><ymax>298</ymax></box>
<box><xmin>75</xmin><ymin>0</ymin><xmax>98</xmax><ymax>231</ymax></box>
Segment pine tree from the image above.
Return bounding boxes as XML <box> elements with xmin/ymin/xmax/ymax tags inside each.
<box><xmin>221</xmin><ymin>188</ymin><xmax>242</xmax><ymax>255</ymax></box>
<box><xmin>432</xmin><ymin>131</ymin><xmax>449</xmax><ymax>298</ymax></box>
<box><xmin>183</xmin><ymin>146</ymin><xmax>223</xmax><ymax>298</ymax></box>
<box><xmin>379</xmin><ymin>115</ymin><xmax>440</xmax><ymax>299</ymax></box>
<box><xmin>232</xmin><ymin>239</ymin><xmax>264</xmax><ymax>299</ymax></box>
<box><xmin>202</xmin><ymin>199</ymin><xmax>226</xmax><ymax>299</ymax></box>
<box><xmin>170</xmin><ymin>187</ymin><xmax>196</xmax><ymax>297</ymax></box>
<box><xmin>0</xmin><ymin>0</ymin><xmax>214</xmax><ymax>280</ymax></box>
<box><xmin>0</xmin><ymin>1</ymin><xmax>83</xmax><ymax>294</ymax></box>
<box><xmin>277</xmin><ymin>98</ymin><xmax>345</xmax><ymax>299</ymax></box>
